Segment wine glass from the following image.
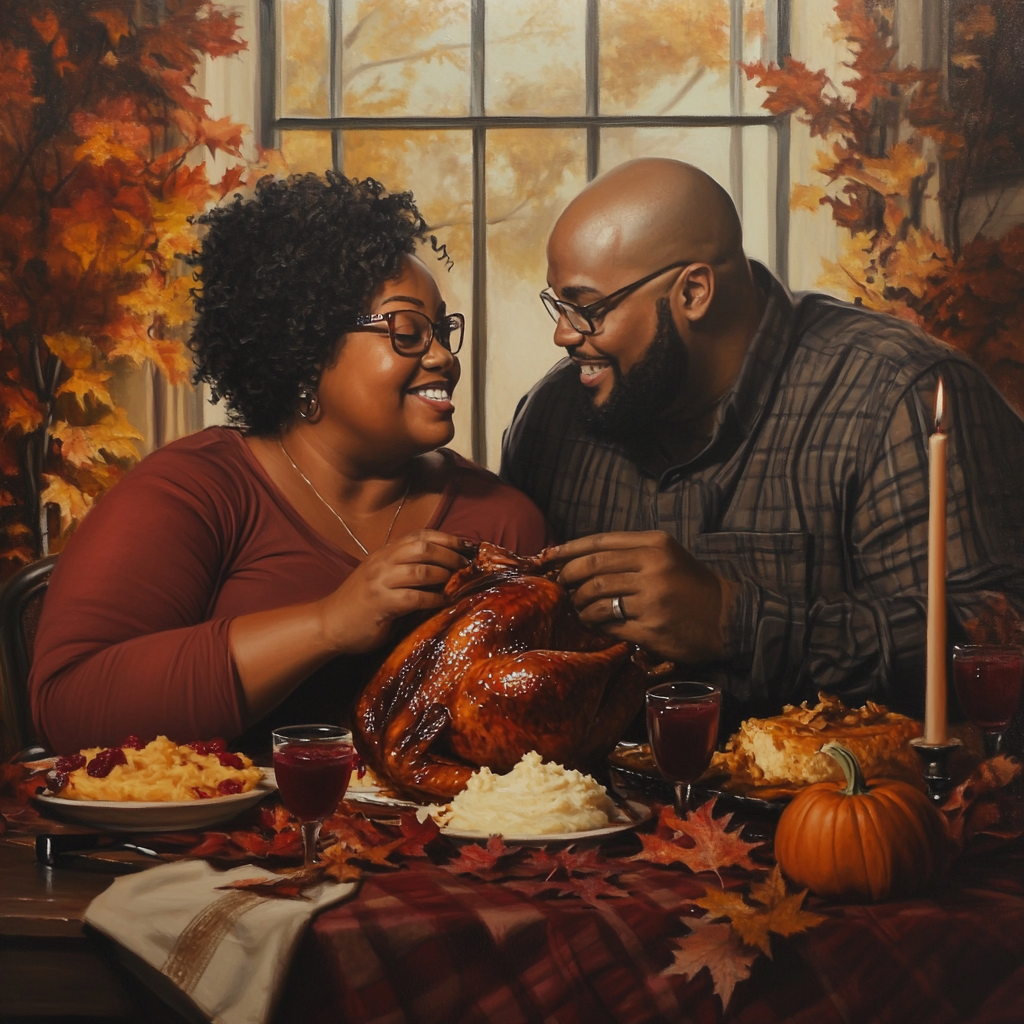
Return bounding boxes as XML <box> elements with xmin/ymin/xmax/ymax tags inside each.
<box><xmin>272</xmin><ymin>724</ymin><xmax>355</xmax><ymax>867</ymax></box>
<box><xmin>646</xmin><ymin>682</ymin><xmax>722</xmax><ymax>813</ymax></box>
<box><xmin>952</xmin><ymin>645</ymin><xmax>1024</xmax><ymax>757</ymax></box>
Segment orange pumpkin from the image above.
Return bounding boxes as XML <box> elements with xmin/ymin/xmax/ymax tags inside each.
<box><xmin>774</xmin><ymin>741</ymin><xmax>947</xmax><ymax>901</ymax></box>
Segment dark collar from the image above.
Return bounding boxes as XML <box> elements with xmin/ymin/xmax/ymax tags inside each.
<box><xmin>714</xmin><ymin>261</ymin><xmax>797</xmax><ymax>442</ymax></box>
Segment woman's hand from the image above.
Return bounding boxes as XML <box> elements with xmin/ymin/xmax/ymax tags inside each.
<box><xmin>229</xmin><ymin>530</ymin><xmax>471</xmax><ymax>721</ymax></box>
<box><xmin>318</xmin><ymin>530</ymin><xmax>472</xmax><ymax>654</ymax></box>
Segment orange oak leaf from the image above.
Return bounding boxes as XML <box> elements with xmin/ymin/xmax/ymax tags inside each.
<box><xmin>696</xmin><ymin>866</ymin><xmax>825</xmax><ymax>956</ymax></box>
<box><xmin>663</xmin><ymin>919</ymin><xmax>758</xmax><ymax>1010</ymax></box>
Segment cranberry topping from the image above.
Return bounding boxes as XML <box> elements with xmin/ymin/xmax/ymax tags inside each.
<box><xmin>217</xmin><ymin>779</ymin><xmax>243</xmax><ymax>795</ymax></box>
<box><xmin>48</xmin><ymin>772</ymin><xmax>69</xmax><ymax>793</ymax></box>
<box><xmin>120</xmin><ymin>734</ymin><xmax>144</xmax><ymax>750</ymax></box>
<box><xmin>189</xmin><ymin>737</ymin><xmax>227</xmax><ymax>755</ymax></box>
<box><xmin>55</xmin><ymin>753</ymin><xmax>87</xmax><ymax>774</ymax></box>
<box><xmin>216</xmin><ymin>751</ymin><xmax>244</xmax><ymax>770</ymax></box>
<box><xmin>86</xmin><ymin>747</ymin><xmax>127</xmax><ymax>778</ymax></box>
<box><xmin>193</xmin><ymin>787</ymin><xmax>212</xmax><ymax>799</ymax></box>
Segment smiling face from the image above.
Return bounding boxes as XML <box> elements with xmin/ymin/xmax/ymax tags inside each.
<box><xmin>546</xmin><ymin>227</ymin><xmax>684</xmax><ymax>410</ymax></box>
<box><xmin>315</xmin><ymin>254</ymin><xmax>461</xmax><ymax>465</ymax></box>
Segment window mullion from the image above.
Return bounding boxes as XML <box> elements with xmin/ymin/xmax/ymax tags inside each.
<box><xmin>471</xmin><ymin>0</ymin><xmax>487</xmax><ymax>464</ymax></box>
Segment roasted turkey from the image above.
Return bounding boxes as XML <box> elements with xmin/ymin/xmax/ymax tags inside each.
<box><xmin>354</xmin><ymin>542</ymin><xmax>665</xmax><ymax>801</ymax></box>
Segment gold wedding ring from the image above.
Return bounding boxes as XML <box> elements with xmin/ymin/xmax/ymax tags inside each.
<box><xmin>611</xmin><ymin>595</ymin><xmax>627</xmax><ymax>622</ymax></box>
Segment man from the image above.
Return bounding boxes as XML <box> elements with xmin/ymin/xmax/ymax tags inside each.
<box><xmin>500</xmin><ymin>158</ymin><xmax>1024</xmax><ymax>723</ymax></box>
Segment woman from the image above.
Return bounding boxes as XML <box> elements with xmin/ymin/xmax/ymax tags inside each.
<box><xmin>30</xmin><ymin>173</ymin><xmax>549</xmax><ymax>753</ymax></box>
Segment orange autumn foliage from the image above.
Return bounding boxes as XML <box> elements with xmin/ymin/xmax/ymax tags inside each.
<box><xmin>0</xmin><ymin>1</ymin><xmax>254</xmax><ymax>573</ymax></box>
<box><xmin>745</xmin><ymin>0</ymin><xmax>1024</xmax><ymax>414</ymax></box>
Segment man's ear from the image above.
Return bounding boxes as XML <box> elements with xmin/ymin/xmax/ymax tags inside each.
<box><xmin>671</xmin><ymin>264</ymin><xmax>714</xmax><ymax>324</ymax></box>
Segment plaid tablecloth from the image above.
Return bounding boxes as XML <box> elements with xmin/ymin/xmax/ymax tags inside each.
<box><xmin>274</xmin><ymin>839</ymin><xmax>1024</xmax><ymax>1024</ymax></box>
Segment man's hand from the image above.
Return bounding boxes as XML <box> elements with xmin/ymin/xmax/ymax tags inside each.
<box><xmin>547</xmin><ymin>531</ymin><xmax>733</xmax><ymax>664</ymax></box>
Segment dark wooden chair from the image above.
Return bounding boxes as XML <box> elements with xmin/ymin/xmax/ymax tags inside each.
<box><xmin>0</xmin><ymin>555</ymin><xmax>57</xmax><ymax>759</ymax></box>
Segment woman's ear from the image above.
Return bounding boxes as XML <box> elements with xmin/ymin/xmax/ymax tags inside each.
<box><xmin>671</xmin><ymin>263</ymin><xmax>715</xmax><ymax>324</ymax></box>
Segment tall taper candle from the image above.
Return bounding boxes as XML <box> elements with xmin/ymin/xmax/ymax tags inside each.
<box><xmin>925</xmin><ymin>378</ymin><xmax>948</xmax><ymax>745</ymax></box>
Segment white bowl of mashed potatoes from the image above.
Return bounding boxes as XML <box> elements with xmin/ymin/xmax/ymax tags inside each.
<box><xmin>434</xmin><ymin>751</ymin><xmax>648</xmax><ymax>841</ymax></box>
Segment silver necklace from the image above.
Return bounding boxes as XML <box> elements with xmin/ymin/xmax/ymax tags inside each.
<box><xmin>278</xmin><ymin>440</ymin><xmax>410</xmax><ymax>557</ymax></box>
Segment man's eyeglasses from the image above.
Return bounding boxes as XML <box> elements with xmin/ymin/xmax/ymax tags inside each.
<box><xmin>348</xmin><ymin>310</ymin><xmax>465</xmax><ymax>357</ymax></box>
<box><xmin>539</xmin><ymin>261</ymin><xmax>691</xmax><ymax>335</ymax></box>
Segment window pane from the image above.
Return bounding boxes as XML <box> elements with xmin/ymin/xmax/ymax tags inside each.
<box><xmin>741</xmin><ymin>1</ymin><xmax>775</xmax><ymax>113</ymax></box>
<box><xmin>340</xmin><ymin>0</ymin><xmax>471</xmax><ymax>117</ymax></box>
<box><xmin>342</xmin><ymin>130</ymin><xmax>475</xmax><ymax>458</ymax></box>
<box><xmin>485</xmin><ymin>0</ymin><xmax>586</xmax><ymax>116</ymax></box>
<box><xmin>280</xmin><ymin>0</ymin><xmax>332</xmax><ymax>117</ymax></box>
<box><xmin>600</xmin><ymin>125</ymin><xmax>776</xmax><ymax>270</ymax></box>
<box><xmin>600</xmin><ymin>0</ymin><xmax>734</xmax><ymax>116</ymax></box>
<box><xmin>280</xmin><ymin>130</ymin><xmax>334</xmax><ymax>173</ymax></box>
<box><xmin>485</xmin><ymin>129</ymin><xmax>588</xmax><ymax>469</ymax></box>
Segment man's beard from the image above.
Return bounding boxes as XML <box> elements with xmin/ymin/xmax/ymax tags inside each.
<box><xmin>580</xmin><ymin>298</ymin><xmax>688</xmax><ymax>450</ymax></box>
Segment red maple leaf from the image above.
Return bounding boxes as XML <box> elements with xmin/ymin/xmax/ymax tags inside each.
<box><xmin>441</xmin><ymin>836</ymin><xmax>522</xmax><ymax>880</ymax></box>
<box><xmin>941</xmin><ymin>756</ymin><xmax>1024</xmax><ymax>853</ymax></box>
<box><xmin>396</xmin><ymin>810</ymin><xmax>441</xmax><ymax>857</ymax></box>
<box><xmin>631</xmin><ymin>799</ymin><xmax>764</xmax><ymax>880</ymax></box>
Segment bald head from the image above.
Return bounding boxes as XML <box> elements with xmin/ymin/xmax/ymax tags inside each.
<box><xmin>549</xmin><ymin>159</ymin><xmax>744</xmax><ymax>276</ymax></box>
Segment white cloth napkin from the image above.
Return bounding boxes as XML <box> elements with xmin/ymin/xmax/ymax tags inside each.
<box><xmin>85</xmin><ymin>859</ymin><xmax>357</xmax><ymax>1024</ymax></box>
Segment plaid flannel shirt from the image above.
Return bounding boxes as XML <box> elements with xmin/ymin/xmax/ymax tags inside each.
<box><xmin>500</xmin><ymin>264</ymin><xmax>1024</xmax><ymax>716</ymax></box>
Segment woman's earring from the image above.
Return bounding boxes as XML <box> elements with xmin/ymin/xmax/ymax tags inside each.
<box><xmin>297</xmin><ymin>386</ymin><xmax>321</xmax><ymax>422</ymax></box>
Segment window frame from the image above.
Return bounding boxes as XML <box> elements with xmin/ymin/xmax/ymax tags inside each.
<box><xmin>258</xmin><ymin>0</ymin><xmax>792</xmax><ymax>464</ymax></box>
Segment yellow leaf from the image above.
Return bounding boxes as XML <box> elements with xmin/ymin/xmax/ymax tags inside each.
<box><xmin>40</xmin><ymin>474</ymin><xmax>94</xmax><ymax>532</ymax></box>
<box><xmin>696</xmin><ymin>866</ymin><xmax>825</xmax><ymax>957</ymax></box>
<box><xmin>790</xmin><ymin>183</ymin><xmax>827</xmax><ymax>212</ymax></box>
<box><xmin>951</xmin><ymin>53</ymin><xmax>982</xmax><ymax>71</ymax></box>
<box><xmin>57</xmin><ymin>369</ymin><xmax>115</xmax><ymax>410</ymax></box>
<box><xmin>52</xmin><ymin>409</ymin><xmax>143</xmax><ymax>468</ymax></box>
<box><xmin>119</xmin><ymin>272</ymin><xmax>195</xmax><ymax>329</ymax></box>
<box><xmin>61</xmin><ymin>221</ymin><xmax>100</xmax><ymax>268</ymax></box>
<box><xmin>886</xmin><ymin>230</ymin><xmax>951</xmax><ymax>298</ymax></box>
<box><xmin>1</xmin><ymin>384</ymin><xmax>44</xmax><ymax>434</ymax></box>
<box><xmin>44</xmin><ymin>333</ymin><xmax>94</xmax><ymax>370</ymax></box>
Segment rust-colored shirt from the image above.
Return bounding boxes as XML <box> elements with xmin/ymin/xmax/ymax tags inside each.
<box><xmin>30</xmin><ymin>428</ymin><xmax>550</xmax><ymax>753</ymax></box>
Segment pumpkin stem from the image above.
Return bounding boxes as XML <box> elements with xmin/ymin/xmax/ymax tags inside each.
<box><xmin>821</xmin><ymin>742</ymin><xmax>870</xmax><ymax>796</ymax></box>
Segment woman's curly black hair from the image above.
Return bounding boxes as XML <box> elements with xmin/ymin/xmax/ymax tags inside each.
<box><xmin>188</xmin><ymin>172</ymin><xmax>428</xmax><ymax>434</ymax></box>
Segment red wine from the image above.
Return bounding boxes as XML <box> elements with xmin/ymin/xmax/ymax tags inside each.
<box><xmin>647</xmin><ymin>699</ymin><xmax>720</xmax><ymax>783</ymax></box>
<box><xmin>953</xmin><ymin>650</ymin><xmax>1024</xmax><ymax>730</ymax></box>
<box><xmin>274</xmin><ymin>743</ymin><xmax>354</xmax><ymax>821</ymax></box>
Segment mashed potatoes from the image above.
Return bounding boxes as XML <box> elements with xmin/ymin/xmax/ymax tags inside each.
<box><xmin>441</xmin><ymin>751</ymin><xmax>618</xmax><ymax>835</ymax></box>
<box><xmin>54</xmin><ymin>735</ymin><xmax>262</xmax><ymax>802</ymax></box>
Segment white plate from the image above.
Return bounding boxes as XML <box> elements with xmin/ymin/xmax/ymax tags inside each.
<box><xmin>33</xmin><ymin>768</ymin><xmax>277</xmax><ymax>832</ymax></box>
<box><xmin>440</xmin><ymin>800</ymin><xmax>651</xmax><ymax>845</ymax></box>
<box><xmin>344</xmin><ymin>789</ymin><xmax>420</xmax><ymax>810</ymax></box>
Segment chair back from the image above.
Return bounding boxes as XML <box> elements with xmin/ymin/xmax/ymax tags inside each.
<box><xmin>0</xmin><ymin>555</ymin><xmax>57</xmax><ymax>758</ymax></box>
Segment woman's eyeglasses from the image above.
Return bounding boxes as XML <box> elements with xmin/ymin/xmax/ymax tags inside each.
<box><xmin>348</xmin><ymin>310</ymin><xmax>465</xmax><ymax>357</ymax></box>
